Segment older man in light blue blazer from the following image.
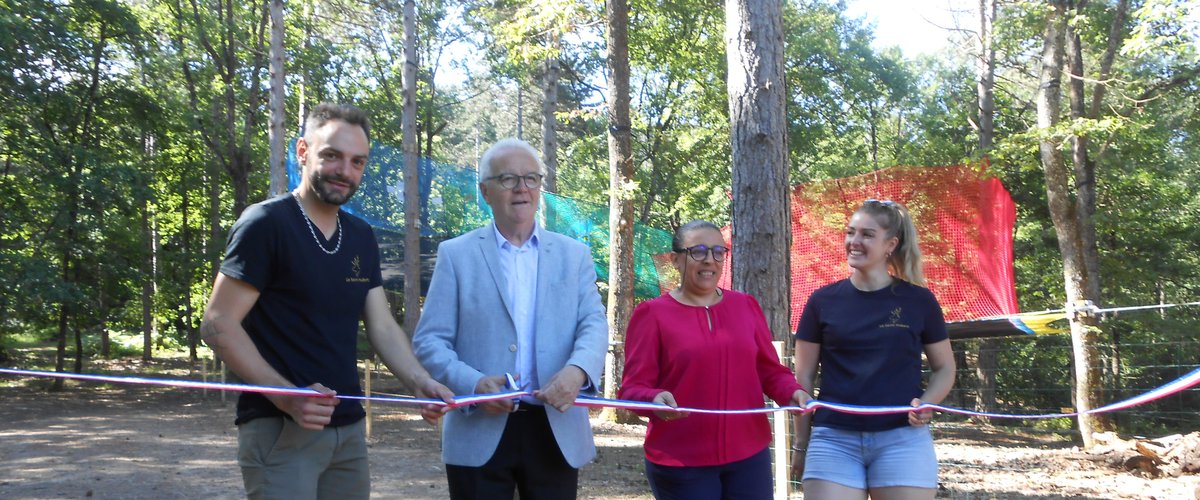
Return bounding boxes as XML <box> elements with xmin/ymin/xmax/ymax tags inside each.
<box><xmin>413</xmin><ymin>138</ymin><xmax>608</xmax><ymax>499</ymax></box>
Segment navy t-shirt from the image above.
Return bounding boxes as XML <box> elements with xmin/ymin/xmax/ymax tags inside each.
<box><xmin>794</xmin><ymin>278</ymin><xmax>948</xmax><ymax>431</ymax></box>
<box><xmin>220</xmin><ymin>193</ymin><xmax>382</xmax><ymax>427</ymax></box>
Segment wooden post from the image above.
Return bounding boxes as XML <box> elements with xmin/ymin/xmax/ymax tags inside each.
<box><xmin>772</xmin><ymin>341</ymin><xmax>788</xmax><ymax>499</ymax></box>
<box><xmin>364</xmin><ymin>357</ymin><xmax>373</xmax><ymax>440</ymax></box>
<box><xmin>201</xmin><ymin>356</ymin><xmax>208</xmax><ymax>398</ymax></box>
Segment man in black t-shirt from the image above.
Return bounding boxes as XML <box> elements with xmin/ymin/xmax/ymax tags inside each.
<box><xmin>200</xmin><ymin>103</ymin><xmax>453</xmax><ymax>500</ymax></box>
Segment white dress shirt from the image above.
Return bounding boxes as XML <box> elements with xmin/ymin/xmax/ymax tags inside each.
<box><xmin>492</xmin><ymin>222</ymin><xmax>541</xmax><ymax>403</ymax></box>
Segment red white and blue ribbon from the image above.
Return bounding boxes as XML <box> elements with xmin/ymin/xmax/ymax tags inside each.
<box><xmin>3</xmin><ymin>366</ymin><xmax>1199</xmax><ymax>419</ymax></box>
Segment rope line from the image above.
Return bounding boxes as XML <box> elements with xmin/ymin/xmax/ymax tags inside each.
<box><xmin>4</xmin><ymin>366</ymin><xmax>1198</xmax><ymax>419</ymax></box>
<box><xmin>961</xmin><ymin>300</ymin><xmax>1200</xmax><ymax>323</ymax></box>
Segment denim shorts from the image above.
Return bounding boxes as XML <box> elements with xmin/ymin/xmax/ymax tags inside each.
<box><xmin>802</xmin><ymin>424</ymin><xmax>938</xmax><ymax>490</ymax></box>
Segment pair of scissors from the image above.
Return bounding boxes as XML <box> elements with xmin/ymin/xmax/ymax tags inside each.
<box><xmin>505</xmin><ymin>372</ymin><xmax>521</xmax><ymax>412</ymax></box>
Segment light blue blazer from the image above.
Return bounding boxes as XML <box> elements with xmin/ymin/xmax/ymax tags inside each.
<box><xmin>412</xmin><ymin>224</ymin><xmax>609</xmax><ymax>468</ymax></box>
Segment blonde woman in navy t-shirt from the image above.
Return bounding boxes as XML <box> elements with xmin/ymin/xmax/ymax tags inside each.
<box><xmin>620</xmin><ymin>220</ymin><xmax>809</xmax><ymax>499</ymax></box>
<box><xmin>792</xmin><ymin>199</ymin><xmax>956</xmax><ymax>500</ymax></box>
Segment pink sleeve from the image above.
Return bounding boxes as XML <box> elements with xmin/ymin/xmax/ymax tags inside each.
<box><xmin>618</xmin><ymin>301</ymin><xmax>665</xmax><ymax>412</ymax></box>
<box><xmin>747</xmin><ymin>295</ymin><xmax>804</xmax><ymax>404</ymax></box>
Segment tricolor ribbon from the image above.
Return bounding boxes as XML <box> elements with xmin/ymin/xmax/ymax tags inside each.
<box><xmin>3</xmin><ymin>366</ymin><xmax>1199</xmax><ymax>419</ymax></box>
<box><xmin>0</xmin><ymin>368</ymin><xmax>522</xmax><ymax>408</ymax></box>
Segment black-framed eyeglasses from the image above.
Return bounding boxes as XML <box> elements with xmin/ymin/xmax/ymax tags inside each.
<box><xmin>674</xmin><ymin>244</ymin><xmax>729</xmax><ymax>262</ymax></box>
<box><xmin>485</xmin><ymin>173</ymin><xmax>544</xmax><ymax>190</ymax></box>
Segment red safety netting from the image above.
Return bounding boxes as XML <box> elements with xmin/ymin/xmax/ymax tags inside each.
<box><xmin>697</xmin><ymin>164</ymin><xmax>1017</xmax><ymax>329</ymax></box>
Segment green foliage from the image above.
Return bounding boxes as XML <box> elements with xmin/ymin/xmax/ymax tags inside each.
<box><xmin>1</xmin><ymin>0</ymin><xmax>1198</xmax><ymax>436</ymax></box>
<box><xmin>785</xmin><ymin>1</ymin><xmax>919</xmax><ymax>180</ymax></box>
<box><xmin>1122</xmin><ymin>0</ymin><xmax>1199</xmax><ymax>63</ymax></box>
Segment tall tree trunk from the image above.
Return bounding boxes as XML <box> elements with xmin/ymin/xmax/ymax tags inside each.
<box><xmin>1036</xmin><ymin>0</ymin><xmax>1102</xmax><ymax>449</ymax></box>
<box><xmin>207</xmin><ymin>163</ymin><xmax>223</xmax><ymax>373</ymax></box>
<box><xmin>516</xmin><ymin>82</ymin><xmax>524</xmax><ymax>140</ymax></box>
<box><xmin>977</xmin><ymin>0</ymin><xmax>996</xmax><ymax>152</ymax></box>
<box><xmin>56</xmin><ymin>150</ymin><xmax>79</xmax><ymax>382</ymax></box>
<box><xmin>179</xmin><ymin>0</ymin><xmax>268</xmax><ymax>217</ymax></box>
<box><xmin>268</xmin><ymin>0</ymin><xmax>287</xmax><ymax>196</ymax></box>
<box><xmin>54</xmin><ymin>299</ymin><xmax>68</xmax><ymax>390</ymax></box>
<box><xmin>1066</xmin><ymin>0</ymin><xmax>1101</xmax><ymax>303</ymax></box>
<box><xmin>867</xmin><ymin>101</ymin><xmax>879</xmax><ymax>169</ymax></box>
<box><xmin>542</xmin><ymin>35</ymin><xmax>560</xmax><ymax>193</ymax></box>
<box><xmin>142</xmin><ymin>65</ymin><xmax>158</xmax><ymax>361</ymax></box>
<box><xmin>238</xmin><ymin>2</ymin><xmax>268</xmax><ymax>213</ymax></box>
<box><xmin>208</xmin><ymin>164</ymin><xmax>221</xmax><ymax>281</ymax></box>
<box><xmin>56</xmin><ymin>149</ymin><xmax>77</xmax><ymax>384</ymax></box>
<box><xmin>98</xmin><ymin>172</ymin><xmax>110</xmax><ymax>359</ymax></box>
<box><xmin>142</xmin><ymin>192</ymin><xmax>155</xmax><ymax>361</ymax></box>
<box><xmin>637</xmin><ymin>102</ymin><xmax>677</xmax><ymax>223</ymax></box>
<box><xmin>402</xmin><ymin>0</ymin><xmax>421</xmax><ymax>335</ymax></box>
<box><xmin>974</xmin><ymin>0</ymin><xmax>999</xmax><ymax>421</ymax></box>
<box><xmin>296</xmin><ymin>1</ymin><xmax>312</xmax><ymax>129</ymax></box>
<box><xmin>601</xmin><ymin>0</ymin><xmax>636</xmax><ymax>424</ymax></box>
<box><xmin>420</xmin><ymin>99</ymin><xmax>443</xmax><ymax>231</ymax></box>
<box><xmin>183</xmin><ymin>180</ymin><xmax>197</xmax><ymax>361</ymax></box>
<box><xmin>54</xmin><ymin>22</ymin><xmax>108</xmax><ymax>383</ymax></box>
<box><xmin>726</xmin><ymin>0</ymin><xmax>791</xmax><ymax>342</ymax></box>
<box><xmin>100</xmin><ymin>271</ymin><xmax>110</xmax><ymax>358</ymax></box>
<box><xmin>1091</xmin><ymin>0</ymin><xmax>1129</xmax><ymax>390</ymax></box>
<box><xmin>1066</xmin><ymin>0</ymin><xmax>1109</xmax><ymax>433</ymax></box>
<box><xmin>1089</xmin><ymin>0</ymin><xmax>1129</xmax><ymax>120</ymax></box>
<box><xmin>73</xmin><ymin>316</ymin><xmax>83</xmax><ymax>373</ymax></box>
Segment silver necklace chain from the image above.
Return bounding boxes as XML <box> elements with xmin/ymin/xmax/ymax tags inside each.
<box><xmin>292</xmin><ymin>192</ymin><xmax>342</xmax><ymax>255</ymax></box>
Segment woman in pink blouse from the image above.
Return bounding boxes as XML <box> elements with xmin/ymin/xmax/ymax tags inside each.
<box><xmin>619</xmin><ymin>220</ymin><xmax>808</xmax><ymax>499</ymax></box>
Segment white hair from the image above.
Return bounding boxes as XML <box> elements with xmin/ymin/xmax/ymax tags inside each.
<box><xmin>478</xmin><ymin>138</ymin><xmax>547</xmax><ymax>179</ymax></box>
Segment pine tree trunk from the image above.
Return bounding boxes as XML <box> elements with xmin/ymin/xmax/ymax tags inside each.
<box><xmin>73</xmin><ymin>319</ymin><xmax>83</xmax><ymax>374</ymax></box>
<box><xmin>54</xmin><ymin>300</ymin><xmax>67</xmax><ymax>391</ymax></box>
<box><xmin>207</xmin><ymin>164</ymin><xmax>223</xmax><ymax>374</ymax></box>
<box><xmin>268</xmin><ymin>0</ymin><xmax>287</xmax><ymax>197</ymax></box>
<box><xmin>542</xmin><ymin>36</ymin><xmax>560</xmax><ymax>193</ymax></box>
<box><xmin>977</xmin><ymin>0</ymin><xmax>996</xmax><ymax>151</ymax></box>
<box><xmin>402</xmin><ymin>0</ymin><xmax>422</xmax><ymax>335</ymax></box>
<box><xmin>183</xmin><ymin>180</ymin><xmax>197</xmax><ymax>361</ymax></box>
<box><xmin>974</xmin><ymin>0</ymin><xmax>999</xmax><ymax>420</ymax></box>
<box><xmin>601</xmin><ymin>0</ymin><xmax>637</xmax><ymax>424</ymax></box>
<box><xmin>142</xmin><ymin>194</ymin><xmax>154</xmax><ymax>361</ymax></box>
<box><xmin>516</xmin><ymin>84</ymin><xmax>524</xmax><ymax>140</ymax></box>
<box><xmin>726</xmin><ymin>0</ymin><xmax>791</xmax><ymax>342</ymax></box>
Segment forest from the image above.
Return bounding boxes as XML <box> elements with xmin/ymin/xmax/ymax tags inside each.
<box><xmin>1</xmin><ymin>0</ymin><xmax>1199</xmax><ymax>445</ymax></box>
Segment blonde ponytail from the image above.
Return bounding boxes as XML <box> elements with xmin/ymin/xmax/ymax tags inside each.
<box><xmin>858</xmin><ymin>200</ymin><xmax>926</xmax><ymax>287</ymax></box>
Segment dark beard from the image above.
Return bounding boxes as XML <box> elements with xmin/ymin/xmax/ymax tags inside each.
<box><xmin>310</xmin><ymin>170</ymin><xmax>358</xmax><ymax>205</ymax></box>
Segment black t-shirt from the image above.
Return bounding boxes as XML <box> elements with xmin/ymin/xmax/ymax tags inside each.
<box><xmin>794</xmin><ymin>279</ymin><xmax>948</xmax><ymax>431</ymax></box>
<box><xmin>220</xmin><ymin>193</ymin><xmax>382</xmax><ymax>426</ymax></box>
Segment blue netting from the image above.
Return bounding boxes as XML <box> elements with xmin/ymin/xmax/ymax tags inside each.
<box><xmin>287</xmin><ymin>141</ymin><xmax>672</xmax><ymax>300</ymax></box>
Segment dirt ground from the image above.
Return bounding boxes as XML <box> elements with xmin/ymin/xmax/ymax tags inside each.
<box><xmin>1</xmin><ymin>361</ymin><xmax>1198</xmax><ymax>499</ymax></box>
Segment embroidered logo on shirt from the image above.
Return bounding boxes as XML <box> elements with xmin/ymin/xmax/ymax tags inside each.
<box><xmin>879</xmin><ymin>307</ymin><xmax>910</xmax><ymax>329</ymax></box>
<box><xmin>346</xmin><ymin>255</ymin><xmax>370</xmax><ymax>283</ymax></box>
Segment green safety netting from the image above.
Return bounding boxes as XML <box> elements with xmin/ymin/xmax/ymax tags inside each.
<box><xmin>287</xmin><ymin>142</ymin><xmax>673</xmax><ymax>300</ymax></box>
